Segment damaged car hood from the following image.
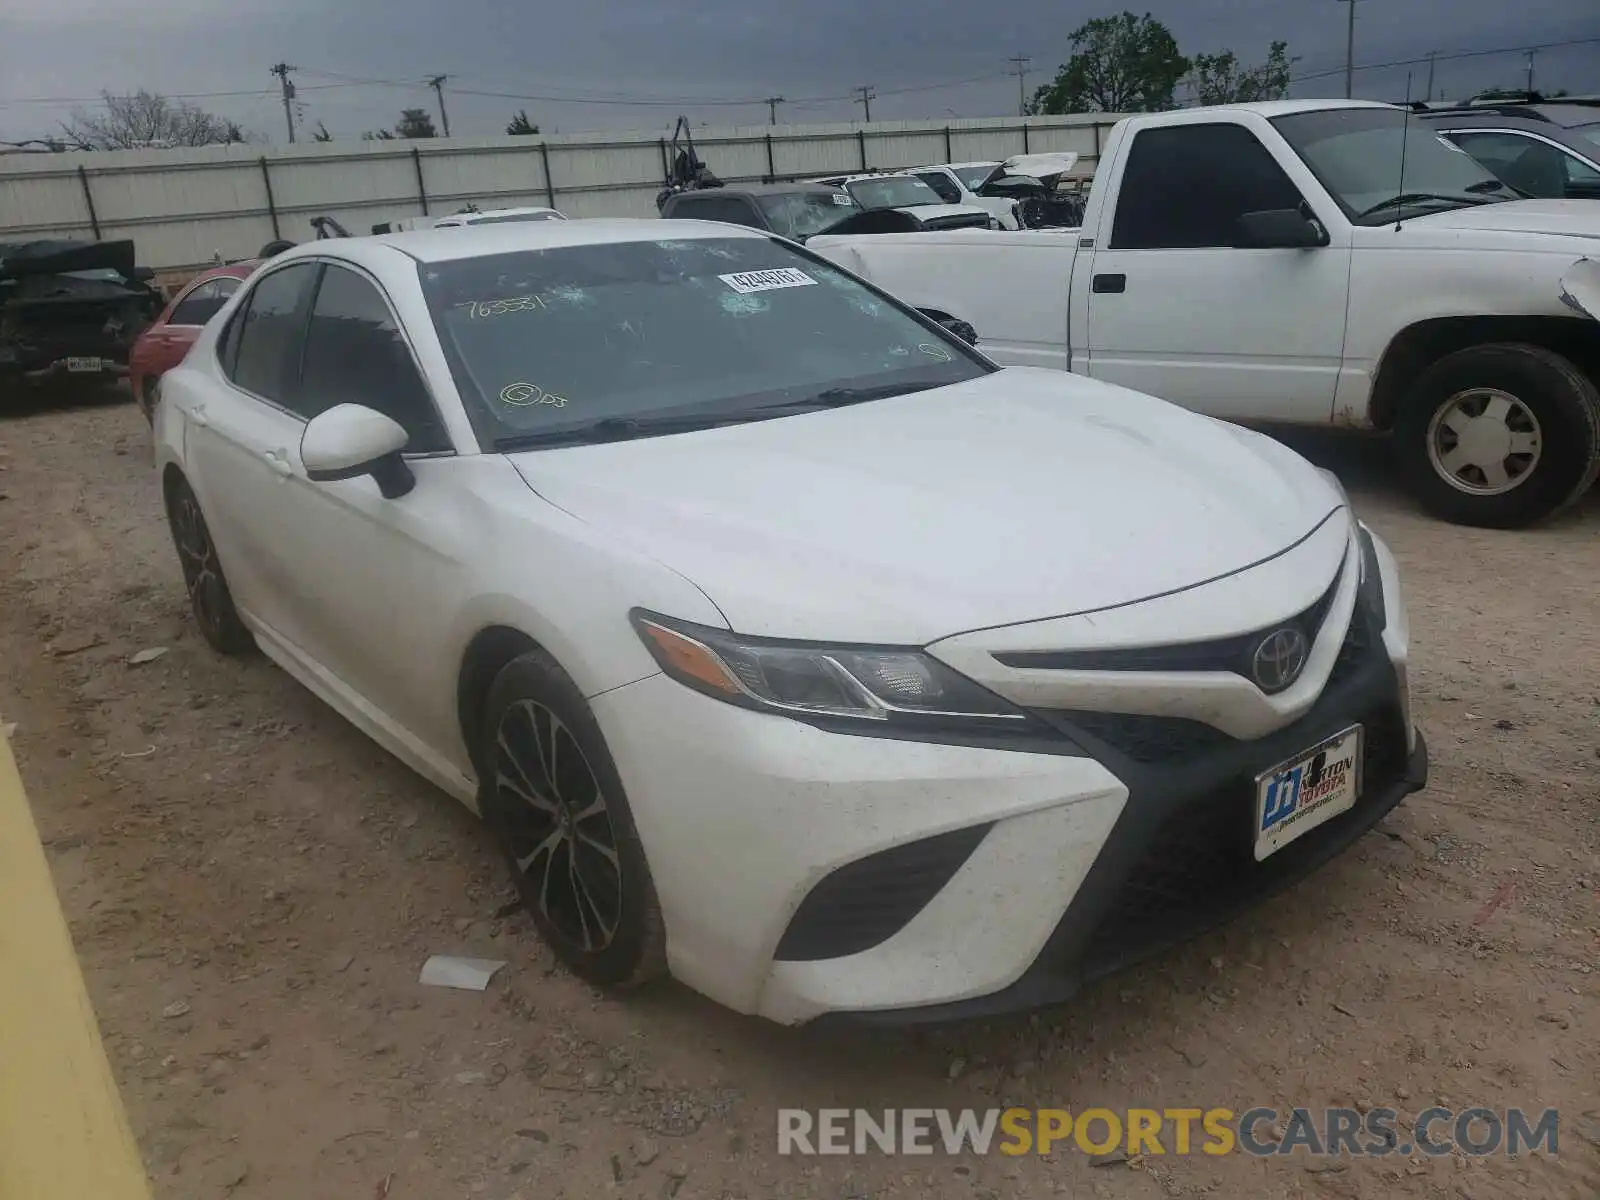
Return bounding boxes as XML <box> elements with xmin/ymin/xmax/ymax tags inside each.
<box><xmin>977</xmin><ymin>152</ymin><xmax>1081</xmax><ymax>191</ymax></box>
<box><xmin>0</xmin><ymin>239</ymin><xmax>139</xmax><ymax>281</ymax></box>
<box><xmin>508</xmin><ymin>368</ymin><xmax>1344</xmax><ymax>644</ymax></box>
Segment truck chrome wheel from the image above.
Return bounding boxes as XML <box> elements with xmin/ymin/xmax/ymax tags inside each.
<box><xmin>1425</xmin><ymin>387</ymin><xmax>1542</xmax><ymax>496</ymax></box>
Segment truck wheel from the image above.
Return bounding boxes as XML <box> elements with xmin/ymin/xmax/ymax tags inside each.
<box><xmin>1396</xmin><ymin>343</ymin><xmax>1600</xmax><ymax>529</ymax></box>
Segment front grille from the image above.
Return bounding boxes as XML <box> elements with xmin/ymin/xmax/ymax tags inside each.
<box><xmin>995</xmin><ymin>563</ymin><xmax>1345</xmax><ymax>678</ymax></box>
<box><xmin>773</xmin><ymin>823</ymin><xmax>993</xmax><ymax>962</ymax></box>
<box><xmin>1034</xmin><ymin>709</ymin><xmax>1230</xmax><ymax>764</ymax></box>
<box><xmin>1080</xmin><ymin>705</ymin><xmax>1409</xmax><ymax>976</ymax></box>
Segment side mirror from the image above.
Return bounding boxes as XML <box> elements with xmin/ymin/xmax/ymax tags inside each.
<box><xmin>1233</xmin><ymin>208</ymin><xmax>1329</xmax><ymax>249</ymax></box>
<box><xmin>301</xmin><ymin>404</ymin><xmax>415</xmax><ymax>499</ymax></box>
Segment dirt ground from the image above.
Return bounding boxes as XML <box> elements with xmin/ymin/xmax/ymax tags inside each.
<box><xmin>1</xmin><ymin>389</ymin><xmax>1596</xmax><ymax>1200</ymax></box>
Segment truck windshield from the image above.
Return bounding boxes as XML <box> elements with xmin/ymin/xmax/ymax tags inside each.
<box><xmin>418</xmin><ymin>235</ymin><xmax>986</xmax><ymax>447</ymax></box>
<box><xmin>1272</xmin><ymin>108</ymin><xmax>1515</xmax><ymax>223</ymax></box>
<box><xmin>953</xmin><ymin>165</ymin><xmax>998</xmax><ymax>190</ymax></box>
<box><xmin>755</xmin><ymin>191</ymin><xmax>860</xmax><ymax>239</ymax></box>
<box><xmin>847</xmin><ymin>177</ymin><xmax>945</xmax><ymax>210</ymax></box>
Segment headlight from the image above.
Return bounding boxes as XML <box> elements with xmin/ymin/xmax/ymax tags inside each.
<box><xmin>631</xmin><ymin>610</ymin><xmax>1025</xmax><ymax>726</ymax></box>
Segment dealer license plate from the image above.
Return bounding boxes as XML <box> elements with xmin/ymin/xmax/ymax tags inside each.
<box><xmin>1253</xmin><ymin>725</ymin><xmax>1363</xmax><ymax>861</ymax></box>
<box><xmin>65</xmin><ymin>357</ymin><xmax>104</xmax><ymax>373</ymax></box>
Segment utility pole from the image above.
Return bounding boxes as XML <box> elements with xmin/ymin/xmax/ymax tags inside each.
<box><xmin>1335</xmin><ymin>0</ymin><xmax>1357</xmax><ymax>99</ymax></box>
<box><xmin>1007</xmin><ymin>55</ymin><xmax>1031</xmax><ymax>117</ymax></box>
<box><xmin>852</xmin><ymin>85</ymin><xmax>875</xmax><ymax>122</ymax></box>
<box><xmin>426</xmin><ymin>74</ymin><xmax>451</xmax><ymax>137</ymax></box>
<box><xmin>270</xmin><ymin>62</ymin><xmax>297</xmax><ymax>143</ymax></box>
<box><xmin>1425</xmin><ymin>50</ymin><xmax>1438</xmax><ymax>102</ymax></box>
<box><xmin>1525</xmin><ymin>49</ymin><xmax>1537</xmax><ymax>95</ymax></box>
<box><xmin>763</xmin><ymin>96</ymin><xmax>784</xmax><ymax>125</ymax></box>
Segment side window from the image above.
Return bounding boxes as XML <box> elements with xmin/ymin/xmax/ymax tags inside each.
<box><xmin>1110</xmin><ymin>124</ymin><xmax>1306</xmax><ymax>250</ymax></box>
<box><xmin>916</xmin><ymin>171</ymin><xmax>961</xmax><ymax>203</ymax></box>
<box><xmin>229</xmin><ymin>262</ymin><xmax>318</xmax><ymax>405</ymax></box>
<box><xmin>671</xmin><ymin>196</ymin><xmax>761</xmax><ymax>227</ymax></box>
<box><xmin>1448</xmin><ymin>131</ymin><xmax>1567</xmax><ymax>198</ymax></box>
<box><xmin>169</xmin><ymin>280</ymin><xmax>220</xmax><ymax>326</ymax></box>
<box><xmin>299</xmin><ymin>265</ymin><xmax>451</xmax><ymax>453</ymax></box>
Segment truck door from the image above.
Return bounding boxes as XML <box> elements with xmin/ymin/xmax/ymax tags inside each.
<box><xmin>1083</xmin><ymin>121</ymin><xmax>1352</xmax><ymax>424</ymax></box>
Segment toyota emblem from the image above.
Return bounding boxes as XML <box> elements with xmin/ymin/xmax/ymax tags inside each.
<box><xmin>1251</xmin><ymin>627</ymin><xmax>1309</xmax><ymax>693</ymax></box>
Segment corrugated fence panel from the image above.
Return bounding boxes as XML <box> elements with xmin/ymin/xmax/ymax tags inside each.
<box><xmin>0</xmin><ymin>114</ymin><xmax>1124</xmax><ymax>269</ymax></box>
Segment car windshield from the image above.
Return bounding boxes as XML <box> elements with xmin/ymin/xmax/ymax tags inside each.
<box><xmin>846</xmin><ymin>177</ymin><xmax>945</xmax><ymax>209</ymax></box>
<box><xmin>952</xmin><ymin>165</ymin><xmax>997</xmax><ymax>190</ymax></box>
<box><xmin>418</xmin><ymin>235</ymin><xmax>986</xmax><ymax>447</ymax></box>
<box><xmin>754</xmin><ymin>191</ymin><xmax>860</xmax><ymax>239</ymax></box>
<box><xmin>1273</xmin><ymin>108</ymin><xmax>1514</xmax><ymax>222</ymax></box>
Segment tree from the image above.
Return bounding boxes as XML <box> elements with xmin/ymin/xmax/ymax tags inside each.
<box><xmin>312</xmin><ymin>121</ymin><xmax>334</xmax><ymax>142</ymax></box>
<box><xmin>395</xmin><ymin>108</ymin><xmax>437</xmax><ymax>138</ymax></box>
<box><xmin>1191</xmin><ymin>41</ymin><xmax>1295</xmax><ymax>105</ymax></box>
<box><xmin>506</xmin><ymin>109</ymin><xmax>540</xmax><ymax>136</ymax></box>
<box><xmin>61</xmin><ymin>89</ymin><xmax>247</xmax><ymax>150</ymax></box>
<box><xmin>1030</xmin><ymin>12</ymin><xmax>1189</xmax><ymax>114</ymax></box>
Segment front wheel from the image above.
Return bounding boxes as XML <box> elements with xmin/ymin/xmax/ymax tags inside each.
<box><xmin>1396</xmin><ymin>342</ymin><xmax>1600</xmax><ymax>528</ymax></box>
<box><xmin>480</xmin><ymin>650</ymin><xmax>666</xmax><ymax>988</ymax></box>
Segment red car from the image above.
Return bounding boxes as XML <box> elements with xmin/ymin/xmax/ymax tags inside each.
<box><xmin>130</xmin><ymin>261</ymin><xmax>259</xmax><ymax>421</ymax></box>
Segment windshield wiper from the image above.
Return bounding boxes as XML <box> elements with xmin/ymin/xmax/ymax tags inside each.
<box><xmin>495</xmin><ymin>411</ymin><xmax>756</xmax><ymax>449</ymax></box>
<box><xmin>787</xmin><ymin>381</ymin><xmax>943</xmax><ymax>408</ymax></box>
<box><xmin>1356</xmin><ymin>191</ymin><xmax>1491</xmax><ymax>219</ymax></box>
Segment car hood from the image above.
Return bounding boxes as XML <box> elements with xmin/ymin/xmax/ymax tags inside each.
<box><xmin>889</xmin><ymin>203</ymin><xmax>989</xmax><ymax>221</ymax></box>
<box><xmin>1411</xmin><ymin>199</ymin><xmax>1600</xmax><ymax>241</ymax></box>
<box><xmin>977</xmin><ymin>152</ymin><xmax>1081</xmax><ymax>190</ymax></box>
<box><xmin>507</xmin><ymin>369</ymin><xmax>1344</xmax><ymax>644</ymax></box>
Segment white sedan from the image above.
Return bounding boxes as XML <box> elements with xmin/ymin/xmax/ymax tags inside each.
<box><xmin>153</xmin><ymin>220</ymin><xmax>1427</xmax><ymax>1025</ymax></box>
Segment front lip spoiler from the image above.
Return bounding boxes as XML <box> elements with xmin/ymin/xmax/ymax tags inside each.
<box><xmin>807</xmin><ymin>727</ymin><xmax>1428</xmax><ymax>1030</ymax></box>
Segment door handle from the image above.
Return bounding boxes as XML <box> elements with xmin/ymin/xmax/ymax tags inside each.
<box><xmin>1091</xmin><ymin>273</ymin><xmax>1126</xmax><ymax>294</ymax></box>
<box><xmin>186</xmin><ymin>403</ymin><xmax>208</xmax><ymax>427</ymax></box>
<box><xmin>262</xmin><ymin>450</ymin><xmax>293</xmax><ymax>478</ymax></box>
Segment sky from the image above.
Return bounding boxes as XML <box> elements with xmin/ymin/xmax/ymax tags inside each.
<box><xmin>1</xmin><ymin>0</ymin><xmax>1596</xmax><ymax>145</ymax></box>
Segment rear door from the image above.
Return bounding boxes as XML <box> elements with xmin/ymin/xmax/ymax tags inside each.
<box><xmin>1083</xmin><ymin>121</ymin><xmax>1353</xmax><ymax>424</ymax></box>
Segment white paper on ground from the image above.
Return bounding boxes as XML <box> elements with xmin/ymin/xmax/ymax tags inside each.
<box><xmin>418</xmin><ymin>954</ymin><xmax>507</xmax><ymax>991</ymax></box>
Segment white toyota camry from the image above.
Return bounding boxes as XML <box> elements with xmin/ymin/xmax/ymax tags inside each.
<box><xmin>152</xmin><ymin>219</ymin><xmax>1427</xmax><ymax>1025</ymax></box>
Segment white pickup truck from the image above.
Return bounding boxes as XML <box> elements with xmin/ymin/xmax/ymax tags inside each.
<box><xmin>811</xmin><ymin>99</ymin><xmax>1600</xmax><ymax>529</ymax></box>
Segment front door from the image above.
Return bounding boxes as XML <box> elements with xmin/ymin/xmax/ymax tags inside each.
<box><xmin>1084</xmin><ymin>121</ymin><xmax>1353</xmax><ymax>425</ymax></box>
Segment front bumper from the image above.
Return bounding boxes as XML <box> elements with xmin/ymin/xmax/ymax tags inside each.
<box><xmin>595</xmin><ymin>526</ymin><xmax>1424</xmax><ymax>1026</ymax></box>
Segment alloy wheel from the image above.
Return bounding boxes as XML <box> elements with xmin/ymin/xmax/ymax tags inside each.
<box><xmin>493</xmin><ymin>698</ymin><xmax>623</xmax><ymax>953</ymax></box>
<box><xmin>172</xmin><ymin>493</ymin><xmax>227</xmax><ymax>639</ymax></box>
<box><xmin>1426</xmin><ymin>388</ymin><xmax>1543</xmax><ymax>496</ymax></box>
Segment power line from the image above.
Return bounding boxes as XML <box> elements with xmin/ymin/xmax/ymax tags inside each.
<box><xmin>1287</xmin><ymin>35</ymin><xmax>1600</xmax><ymax>86</ymax></box>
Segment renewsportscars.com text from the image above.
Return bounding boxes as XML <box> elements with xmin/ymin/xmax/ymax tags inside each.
<box><xmin>777</xmin><ymin>1107</ymin><xmax>1561</xmax><ymax>1159</ymax></box>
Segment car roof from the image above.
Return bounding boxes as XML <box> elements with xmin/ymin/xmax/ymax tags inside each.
<box><xmin>682</xmin><ymin>182</ymin><xmax>845</xmax><ymax>197</ymax></box>
<box><xmin>267</xmin><ymin>218</ymin><xmax>771</xmax><ymax>268</ymax></box>
<box><xmin>447</xmin><ymin>206</ymin><xmax>564</xmax><ymax>222</ymax></box>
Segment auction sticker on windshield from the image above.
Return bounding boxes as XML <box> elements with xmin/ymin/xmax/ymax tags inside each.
<box><xmin>1253</xmin><ymin>725</ymin><xmax>1362</xmax><ymax>861</ymax></box>
<box><xmin>719</xmin><ymin>268</ymin><xmax>818</xmax><ymax>295</ymax></box>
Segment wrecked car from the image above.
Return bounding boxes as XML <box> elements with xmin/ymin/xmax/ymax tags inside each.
<box><xmin>910</xmin><ymin>153</ymin><xmax>1087</xmax><ymax>229</ymax></box>
<box><xmin>659</xmin><ymin>182</ymin><xmax>943</xmax><ymax>240</ymax></box>
<box><xmin>0</xmin><ymin>238</ymin><xmax>164</xmax><ymax>389</ymax></box>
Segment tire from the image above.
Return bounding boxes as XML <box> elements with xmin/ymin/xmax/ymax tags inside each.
<box><xmin>136</xmin><ymin>375</ymin><xmax>160</xmax><ymax>425</ymax></box>
<box><xmin>163</xmin><ymin>475</ymin><xmax>255</xmax><ymax>654</ymax></box>
<box><xmin>1396</xmin><ymin>342</ymin><xmax>1600</xmax><ymax>529</ymax></box>
<box><xmin>480</xmin><ymin>650</ymin><xmax>666</xmax><ymax>988</ymax></box>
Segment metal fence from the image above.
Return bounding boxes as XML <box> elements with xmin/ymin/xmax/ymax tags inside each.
<box><xmin>0</xmin><ymin>114</ymin><xmax>1122</xmax><ymax>271</ymax></box>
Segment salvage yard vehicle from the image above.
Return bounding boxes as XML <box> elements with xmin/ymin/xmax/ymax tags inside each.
<box><xmin>659</xmin><ymin>182</ymin><xmax>932</xmax><ymax>239</ymax></box>
<box><xmin>910</xmin><ymin>153</ymin><xmax>1086</xmax><ymax>229</ymax></box>
<box><xmin>1418</xmin><ymin>98</ymin><xmax>1600</xmax><ymax>202</ymax></box>
<box><xmin>129</xmin><ymin>260</ymin><xmax>259</xmax><ymax>421</ymax></box>
<box><xmin>0</xmin><ymin>238</ymin><xmax>164</xmax><ymax>391</ymax></box>
<box><xmin>810</xmin><ymin>99</ymin><xmax>1600</xmax><ymax>529</ymax></box>
<box><xmin>153</xmin><ymin>218</ymin><xmax>1426</xmax><ymax>1025</ymax></box>
<box><xmin>812</xmin><ymin>172</ymin><xmax>997</xmax><ymax>230</ymax></box>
